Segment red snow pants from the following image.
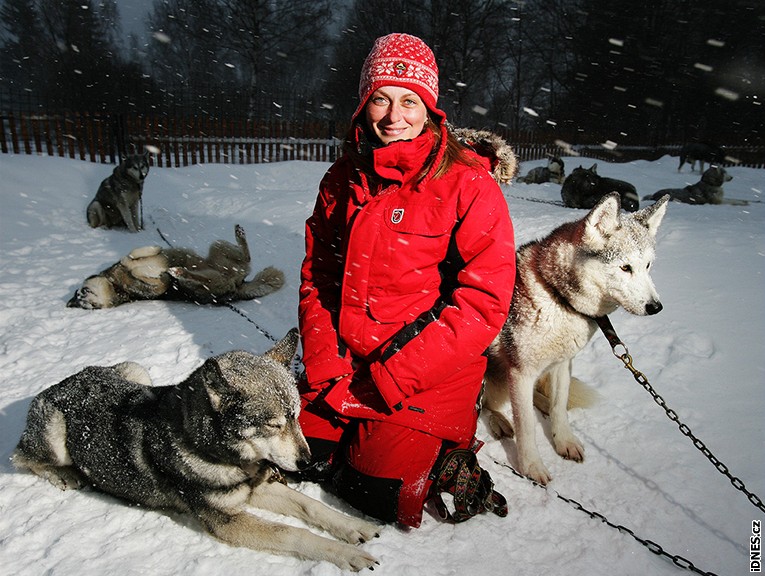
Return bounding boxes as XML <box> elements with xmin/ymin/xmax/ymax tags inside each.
<box><xmin>298</xmin><ymin>390</ymin><xmax>469</xmax><ymax>528</ymax></box>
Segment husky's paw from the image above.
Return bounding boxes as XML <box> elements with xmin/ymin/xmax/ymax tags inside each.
<box><xmin>330</xmin><ymin>542</ymin><xmax>379</xmax><ymax>572</ymax></box>
<box><xmin>522</xmin><ymin>460</ymin><xmax>553</xmax><ymax>486</ymax></box>
<box><xmin>333</xmin><ymin>516</ymin><xmax>381</xmax><ymax>545</ymax></box>
<box><xmin>128</xmin><ymin>245</ymin><xmax>162</xmax><ymax>260</ymax></box>
<box><xmin>554</xmin><ymin>435</ymin><xmax>585</xmax><ymax>463</ymax></box>
<box><xmin>113</xmin><ymin>361</ymin><xmax>151</xmax><ymax>386</ymax></box>
<box><xmin>47</xmin><ymin>467</ymin><xmax>87</xmax><ymax>491</ymax></box>
<box><xmin>487</xmin><ymin>411</ymin><xmax>515</xmax><ymax>439</ymax></box>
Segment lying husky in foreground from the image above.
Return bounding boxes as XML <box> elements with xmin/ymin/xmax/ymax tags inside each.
<box><xmin>484</xmin><ymin>193</ymin><xmax>669</xmax><ymax>485</ymax></box>
<box><xmin>68</xmin><ymin>224</ymin><xmax>284</xmax><ymax>309</ymax></box>
<box><xmin>12</xmin><ymin>330</ymin><xmax>380</xmax><ymax>571</ymax></box>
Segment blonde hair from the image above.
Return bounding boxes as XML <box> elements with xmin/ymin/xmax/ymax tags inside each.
<box><xmin>422</xmin><ymin>116</ymin><xmax>480</xmax><ymax>181</ymax></box>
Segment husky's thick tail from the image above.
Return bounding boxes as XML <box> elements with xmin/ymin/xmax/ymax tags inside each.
<box><xmin>533</xmin><ymin>373</ymin><xmax>600</xmax><ymax>415</ymax></box>
<box><xmin>237</xmin><ymin>266</ymin><xmax>286</xmax><ymax>299</ymax></box>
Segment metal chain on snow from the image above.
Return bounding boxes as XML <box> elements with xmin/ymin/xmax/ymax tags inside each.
<box><xmin>222</xmin><ymin>300</ymin><xmax>281</xmax><ymax>346</ymax></box>
<box><xmin>492</xmin><ymin>459</ymin><xmax>719</xmax><ymax>576</ymax></box>
<box><xmin>489</xmin><ymin>315</ymin><xmax>762</xmax><ymax>574</ymax></box>
<box><xmin>595</xmin><ymin>316</ymin><xmax>765</xmax><ymax>515</ymax></box>
<box><xmin>506</xmin><ymin>194</ymin><xmax>566</xmax><ymax>207</ymax></box>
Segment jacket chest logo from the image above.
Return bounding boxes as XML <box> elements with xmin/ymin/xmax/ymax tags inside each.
<box><xmin>390</xmin><ymin>208</ymin><xmax>405</xmax><ymax>224</ymax></box>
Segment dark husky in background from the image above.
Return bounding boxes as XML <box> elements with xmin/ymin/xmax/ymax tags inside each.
<box><xmin>677</xmin><ymin>142</ymin><xmax>724</xmax><ymax>173</ymax></box>
<box><xmin>12</xmin><ymin>330</ymin><xmax>380</xmax><ymax>571</ymax></box>
<box><xmin>561</xmin><ymin>163</ymin><xmax>639</xmax><ymax>212</ymax></box>
<box><xmin>87</xmin><ymin>153</ymin><xmax>151</xmax><ymax>232</ymax></box>
<box><xmin>67</xmin><ymin>224</ymin><xmax>285</xmax><ymax>309</ymax></box>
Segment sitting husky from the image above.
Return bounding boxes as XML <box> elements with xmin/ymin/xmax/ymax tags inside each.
<box><xmin>484</xmin><ymin>193</ymin><xmax>669</xmax><ymax>485</ymax></box>
<box><xmin>12</xmin><ymin>330</ymin><xmax>380</xmax><ymax>571</ymax></box>
<box><xmin>67</xmin><ymin>224</ymin><xmax>285</xmax><ymax>309</ymax></box>
<box><xmin>87</xmin><ymin>153</ymin><xmax>150</xmax><ymax>232</ymax></box>
<box><xmin>644</xmin><ymin>165</ymin><xmax>733</xmax><ymax>205</ymax></box>
<box><xmin>561</xmin><ymin>163</ymin><xmax>639</xmax><ymax>212</ymax></box>
<box><xmin>517</xmin><ymin>156</ymin><xmax>565</xmax><ymax>184</ymax></box>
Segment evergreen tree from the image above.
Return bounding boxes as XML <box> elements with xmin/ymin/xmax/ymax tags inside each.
<box><xmin>0</xmin><ymin>0</ymin><xmax>46</xmax><ymax>107</ymax></box>
<box><xmin>556</xmin><ymin>0</ymin><xmax>765</xmax><ymax>144</ymax></box>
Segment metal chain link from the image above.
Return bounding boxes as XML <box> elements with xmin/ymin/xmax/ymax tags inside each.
<box><xmin>616</xmin><ymin>350</ymin><xmax>765</xmax><ymax>514</ymax></box>
<box><xmin>154</xmin><ymin>224</ymin><xmax>303</xmax><ymax>369</ymax></box>
<box><xmin>493</xmin><ymin>460</ymin><xmax>719</xmax><ymax>575</ymax></box>
<box><xmin>594</xmin><ymin>315</ymin><xmax>765</xmax><ymax>515</ymax></box>
<box><xmin>488</xmin><ymin>316</ymin><xmax>762</xmax><ymax>574</ymax></box>
<box><xmin>507</xmin><ymin>194</ymin><xmax>566</xmax><ymax>207</ymax></box>
<box><xmin>224</xmin><ymin>302</ymin><xmax>304</xmax><ymax>374</ymax></box>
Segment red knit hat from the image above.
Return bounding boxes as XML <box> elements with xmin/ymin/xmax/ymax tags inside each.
<box><xmin>352</xmin><ymin>33</ymin><xmax>447</xmax><ymax>124</ymax></box>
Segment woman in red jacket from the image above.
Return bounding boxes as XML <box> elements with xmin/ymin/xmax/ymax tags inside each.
<box><xmin>298</xmin><ymin>33</ymin><xmax>517</xmax><ymax>528</ymax></box>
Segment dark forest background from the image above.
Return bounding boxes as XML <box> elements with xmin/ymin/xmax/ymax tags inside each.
<box><xmin>1</xmin><ymin>0</ymin><xmax>764</xmax><ymax>146</ymax></box>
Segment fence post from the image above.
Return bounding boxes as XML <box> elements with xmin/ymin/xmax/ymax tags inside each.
<box><xmin>112</xmin><ymin>114</ymin><xmax>127</xmax><ymax>162</ymax></box>
<box><xmin>0</xmin><ymin>115</ymin><xmax>8</xmax><ymax>154</ymax></box>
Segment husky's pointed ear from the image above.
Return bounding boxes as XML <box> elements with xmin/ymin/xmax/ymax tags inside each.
<box><xmin>207</xmin><ymin>385</ymin><xmax>223</xmax><ymax>412</ymax></box>
<box><xmin>200</xmin><ymin>357</ymin><xmax>227</xmax><ymax>411</ymax></box>
<box><xmin>637</xmin><ymin>194</ymin><xmax>669</xmax><ymax>237</ymax></box>
<box><xmin>583</xmin><ymin>193</ymin><xmax>621</xmax><ymax>248</ymax></box>
<box><xmin>264</xmin><ymin>328</ymin><xmax>299</xmax><ymax>367</ymax></box>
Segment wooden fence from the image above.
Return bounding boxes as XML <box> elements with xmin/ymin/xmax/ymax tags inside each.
<box><xmin>0</xmin><ymin>111</ymin><xmax>578</xmax><ymax>167</ymax></box>
<box><xmin>2</xmin><ymin>111</ymin><xmax>763</xmax><ymax>169</ymax></box>
<box><xmin>0</xmin><ymin>112</ymin><xmax>342</xmax><ymax>166</ymax></box>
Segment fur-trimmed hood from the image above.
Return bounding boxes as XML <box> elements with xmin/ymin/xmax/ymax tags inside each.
<box><xmin>452</xmin><ymin>126</ymin><xmax>518</xmax><ymax>185</ymax></box>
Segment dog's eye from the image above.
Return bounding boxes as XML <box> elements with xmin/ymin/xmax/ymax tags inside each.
<box><xmin>620</xmin><ymin>264</ymin><xmax>633</xmax><ymax>273</ymax></box>
<box><xmin>264</xmin><ymin>421</ymin><xmax>284</xmax><ymax>431</ymax></box>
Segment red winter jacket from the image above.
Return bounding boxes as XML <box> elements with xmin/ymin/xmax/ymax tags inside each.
<box><xmin>299</xmin><ymin>130</ymin><xmax>515</xmax><ymax>442</ymax></box>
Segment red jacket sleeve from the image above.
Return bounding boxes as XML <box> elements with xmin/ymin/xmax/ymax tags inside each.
<box><xmin>298</xmin><ymin>165</ymin><xmax>355</xmax><ymax>387</ymax></box>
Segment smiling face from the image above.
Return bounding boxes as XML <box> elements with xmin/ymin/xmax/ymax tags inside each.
<box><xmin>364</xmin><ymin>86</ymin><xmax>429</xmax><ymax>145</ymax></box>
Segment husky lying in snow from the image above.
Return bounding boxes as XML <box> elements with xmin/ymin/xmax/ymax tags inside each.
<box><xmin>561</xmin><ymin>164</ymin><xmax>640</xmax><ymax>212</ymax></box>
<box><xmin>644</xmin><ymin>165</ymin><xmax>734</xmax><ymax>205</ymax></box>
<box><xmin>484</xmin><ymin>193</ymin><xmax>669</xmax><ymax>485</ymax></box>
<box><xmin>68</xmin><ymin>224</ymin><xmax>284</xmax><ymax>309</ymax></box>
<box><xmin>12</xmin><ymin>330</ymin><xmax>380</xmax><ymax>571</ymax></box>
<box><xmin>517</xmin><ymin>156</ymin><xmax>565</xmax><ymax>184</ymax></box>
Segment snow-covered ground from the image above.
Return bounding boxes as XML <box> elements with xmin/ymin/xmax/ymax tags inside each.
<box><xmin>0</xmin><ymin>153</ymin><xmax>762</xmax><ymax>575</ymax></box>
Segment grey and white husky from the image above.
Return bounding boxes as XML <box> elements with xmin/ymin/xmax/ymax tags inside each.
<box><xmin>644</xmin><ymin>165</ymin><xmax>733</xmax><ymax>205</ymax></box>
<box><xmin>484</xmin><ymin>193</ymin><xmax>669</xmax><ymax>485</ymax></box>
<box><xmin>517</xmin><ymin>156</ymin><xmax>565</xmax><ymax>184</ymax></box>
<box><xmin>67</xmin><ymin>224</ymin><xmax>285</xmax><ymax>309</ymax></box>
<box><xmin>87</xmin><ymin>153</ymin><xmax>150</xmax><ymax>232</ymax></box>
<box><xmin>12</xmin><ymin>330</ymin><xmax>380</xmax><ymax>571</ymax></box>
